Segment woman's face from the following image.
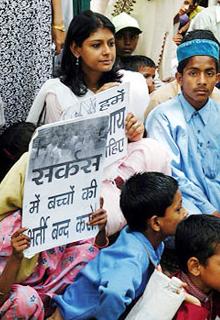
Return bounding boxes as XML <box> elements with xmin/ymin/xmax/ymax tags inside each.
<box><xmin>71</xmin><ymin>27</ymin><xmax>116</xmax><ymax>76</ymax></box>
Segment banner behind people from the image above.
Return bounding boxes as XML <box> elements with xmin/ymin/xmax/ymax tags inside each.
<box><xmin>62</xmin><ymin>83</ymin><xmax>129</xmax><ymax>167</ymax></box>
<box><xmin>22</xmin><ymin>114</ymin><xmax>109</xmax><ymax>258</ymax></box>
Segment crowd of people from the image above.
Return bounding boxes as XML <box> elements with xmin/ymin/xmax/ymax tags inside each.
<box><xmin>0</xmin><ymin>0</ymin><xmax>220</xmax><ymax>319</ymax></box>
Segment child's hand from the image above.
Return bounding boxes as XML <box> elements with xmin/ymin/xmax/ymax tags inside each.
<box><xmin>88</xmin><ymin>197</ymin><xmax>107</xmax><ymax>231</ymax></box>
<box><xmin>125</xmin><ymin>113</ymin><xmax>144</xmax><ymax>142</ymax></box>
<box><xmin>11</xmin><ymin>227</ymin><xmax>30</xmax><ymax>260</ymax></box>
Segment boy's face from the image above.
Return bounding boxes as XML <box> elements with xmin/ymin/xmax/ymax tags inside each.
<box><xmin>199</xmin><ymin>245</ymin><xmax>220</xmax><ymax>293</ymax></box>
<box><xmin>115</xmin><ymin>28</ymin><xmax>139</xmax><ymax>56</ymax></box>
<box><xmin>138</xmin><ymin>66</ymin><xmax>156</xmax><ymax>94</ymax></box>
<box><xmin>176</xmin><ymin>56</ymin><xmax>219</xmax><ymax>110</ymax></box>
<box><xmin>180</xmin><ymin>0</ymin><xmax>197</xmax><ymax>16</ymax></box>
<box><xmin>158</xmin><ymin>190</ymin><xmax>187</xmax><ymax>237</ymax></box>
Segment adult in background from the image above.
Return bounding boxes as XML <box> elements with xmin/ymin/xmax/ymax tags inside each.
<box><xmin>188</xmin><ymin>0</ymin><xmax>220</xmax><ymax>42</ymax></box>
<box><xmin>0</xmin><ymin>0</ymin><xmax>65</xmax><ymax>133</ymax></box>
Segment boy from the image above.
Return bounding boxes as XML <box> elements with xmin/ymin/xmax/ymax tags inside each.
<box><xmin>174</xmin><ymin>214</ymin><xmax>220</xmax><ymax>319</ymax></box>
<box><xmin>146</xmin><ymin>30</ymin><xmax>220</xmax><ymax>216</ymax></box>
<box><xmin>120</xmin><ymin>55</ymin><xmax>156</xmax><ymax>93</ymax></box>
<box><xmin>49</xmin><ymin>172</ymin><xmax>187</xmax><ymax>320</ymax></box>
<box><xmin>112</xmin><ymin>12</ymin><xmax>142</xmax><ymax>57</ymax></box>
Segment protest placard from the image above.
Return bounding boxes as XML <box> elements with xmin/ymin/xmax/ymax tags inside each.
<box><xmin>62</xmin><ymin>82</ymin><xmax>129</xmax><ymax>167</ymax></box>
<box><xmin>22</xmin><ymin>113</ymin><xmax>109</xmax><ymax>258</ymax></box>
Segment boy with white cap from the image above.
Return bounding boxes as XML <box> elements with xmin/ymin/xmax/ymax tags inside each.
<box><xmin>112</xmin><ymin>12</ymin><xmax>142</xmax><ymax>56</ymax></box>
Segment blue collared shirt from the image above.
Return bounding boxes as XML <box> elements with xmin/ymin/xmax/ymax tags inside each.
<box><xmin>53</xmin><ymin>226</ymin><xmax>164</xmax><ymax>320</ymax></box>
<box><xmin>146</xmin><ymin>93</ymin><xmax>220</xmax><ymax>215</ymax></box>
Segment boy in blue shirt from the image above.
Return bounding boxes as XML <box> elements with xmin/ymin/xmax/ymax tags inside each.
<box><xmin>146</xmin><ymin>30</ymin><xmax>220</xmax><ymax>216</ymax></box>
<box><xmin>49</xmin><ymin>172</ymin><xmax>187</xmax><ymax>320</ymax></box>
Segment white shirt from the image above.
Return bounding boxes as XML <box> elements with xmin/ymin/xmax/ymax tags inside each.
<box><xmin>188</xmin><ymin>6</ymin><xmax>220</xmax><ymax>43</ymax></box>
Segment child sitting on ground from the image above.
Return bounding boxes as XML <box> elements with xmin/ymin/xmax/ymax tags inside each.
<box><xmin>120</xmin><ymin>55</ymin><xmax>156</xmax><ymax>94</ymax></box>
<box><xmin>49</xmin><ymin>171</ymin><xmax>187</xmax><ymax>320</ymax></box>
<box><xmin>0</xmin><ymin>122</ymin><xmax>36</xmax><ymax>181</ymax></box>
<box><xmin>174</xmin><ymin>214</ymin><xmax>220</xmax><ymax>319</ymax></box>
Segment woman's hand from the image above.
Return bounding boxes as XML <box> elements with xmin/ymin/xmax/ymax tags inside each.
<box><xmin>88</xmin><ymin>197</ymin><xmax>107</xmax><ymax>232</ymax></box>
<box><xmin>11</xmin><ymin>227</ymin><xmax>30</xmax><ymax>260</ymax></box>
<box><xmin>91</xmin><ymin>198</ymin><xmax>109</xmax><ymax>248</ymax></box>
<box><xmin>125</xmin><ymin>113</ymin><xmax>144</xmax><ymax>142</ymax></box>
<box><xmin>52</xmin><ymin>28</ymin><xmax>66</xmax><ymax>55</ymax></box>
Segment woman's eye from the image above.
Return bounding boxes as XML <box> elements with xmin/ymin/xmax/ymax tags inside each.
<box><xmin>109</xmin><ymin>41</ymin><xmax>115</xmax><ymax>47</ymax></box>
<box><xmin>92</xmin><ymin>43</ymin><xmax>100</xmax><ymax>48</ymax></box>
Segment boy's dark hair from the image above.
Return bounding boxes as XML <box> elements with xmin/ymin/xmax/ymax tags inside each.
<box><xmin>61</xmin><ymin>10</ymin><xmax>121</xmax><ymax>96</ymax></box>
<box><xmin>0</xmin><ymin>122</ymin><xmax>36</xmax><ymax>181</ymax></box>
<box><xmin>120</xmin><ymin>55</ymin><xmax>156</xmax><ymax>72</ymax></box>
<box><xmin>177</xmin><ymin>30</ymin><xmax>220</xmax><ymax>73</ymax></box>
<box><xmin>120</xmin><ymin>172</ymin><xmax>178</xmax><ymax>232</ymax></box>
<box><xmin>175</xmin><ymin>215</ymin><xmax>220</xmax><ymax>273</ymax></box>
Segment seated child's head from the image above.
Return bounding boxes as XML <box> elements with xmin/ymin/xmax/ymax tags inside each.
<box><xmin>112</xmin><ymin>12</ymin><xmax>142</xmax><ymax>57</ymax></box>
<box><xmin>120</xmin><ymin>55</ymin><xmax>156</xmax><ymax>93</ymax></box>
<box><xmin>0</xmin><ymin>121</ymin><xmax>36</xmax><ymax>181</ymax></box>
<box><xmin>120</xmin><ymin>172</ymin><xmax>186</xmax><ymax>239</ymax></box>
<box><xmin>175</xmin><ymin>214</ymin><xmax>220</xmax><ymax>293</ymax></box>
<box><xmin>176</xmin><ymin>30</ymin><xmax>220</xmax><ymax>110</ymax></box>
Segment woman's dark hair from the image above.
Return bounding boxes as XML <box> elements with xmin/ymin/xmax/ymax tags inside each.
<box><xmin>0</xmin><ymin>122</ymin><xmax>36</xmax><ymax>181</ymax></box>
<box><xmin>177</xmin><ymin>30</ymin><xmax>220</xmax><ymax>73</ymax></box>
<box><xmin>175</xmin><ymin>215</ymin><xmax>220</xmax><ymax>273</ymax></box>
<box><xmin>61</xmin><ymin>10</ymin><xmax>121</xmax><ymax>96</ymax></box>
<box><xmin>120</xmin><ymin>172</ymin><xmax>178</xmax><ymax>232</ymax></box>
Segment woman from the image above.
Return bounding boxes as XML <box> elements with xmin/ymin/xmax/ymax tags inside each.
<box><xmin>27</xmin><ymin>10</ymin><xmax>149</xmax><ymax>124</ymax></box>
<box><xmin>26</xmin><ymin>10</ymin><xmax>170</xmax><ymax>236</ymax></box>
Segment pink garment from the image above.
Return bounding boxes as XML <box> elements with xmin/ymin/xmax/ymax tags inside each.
<box><xmin>102</xmin><ymin>138</ymin><xmax>171</xmax><ymax>235</ymax></box>
<box><xmin>0</xmin><ymin>211</ymin><xmax>99</xmax><ymax>319</ymax></box>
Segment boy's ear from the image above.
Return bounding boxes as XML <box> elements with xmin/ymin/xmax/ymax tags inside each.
<box><xmin>176</xmin><ymin>72</ymin><xmax>183</xmax><ymax>87</ymax></box>
<box><xmin>216</xmin><ymin>72</ymin><xmax>220</xmax><ymax>84</ymax></box>
<box><xmin>187</xmin><ymin>257</ymin><xmax>201</xmax><ymax>276</ymax></box>
<box><xmin>149</xmin><ymin>215</ymin><xmax>161</xmax><ymax>232</ymax></box>
<box><xmin>70</xmin><ymin>41</ymin><xmax>80</xmax><ymax>58</ymax></box>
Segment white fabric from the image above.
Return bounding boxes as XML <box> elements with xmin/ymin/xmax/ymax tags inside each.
<box><xmin>126</xmin><ymin>270</ymin><xmax>185</xmax><ymax>320</ymax></box>
<box><xmin>62</xmin><ymin>0</ymin><xmax>73</xmax><ymax>30</ymax></box>
<box><xmin>0</xmin><ymin>97</ymin><xmax>5</xmax><ymax>128</ymax></box>
<box><xmin>188</xmin><ymin>6</ymin><xmax>220</xmax><ymax>43</ymax></box>
<box><xmin>91</xmin><ymin>0</ymin><xmax>183</xmax><ymax>79</ymax></box>
<box><xmin>27</xmin><ymin>70</ymin><xmax>149</xmax><ymax>124</ymax></box>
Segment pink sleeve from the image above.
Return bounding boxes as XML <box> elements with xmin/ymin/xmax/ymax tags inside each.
<box><xmin>45</xmin><ymin>93</ymin><xmax>63</xmax><ymax>124</ymax></box>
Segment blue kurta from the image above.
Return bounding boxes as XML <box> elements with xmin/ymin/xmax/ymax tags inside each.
<box><xmin>53</xmin><ymin>226</ymin><xmax>164</xmax><ymax>320</ymax></box>
<box><xmin>146</xmin><ymin>93</ymin><xmax>220</xmax><ymax>215</ymax></box>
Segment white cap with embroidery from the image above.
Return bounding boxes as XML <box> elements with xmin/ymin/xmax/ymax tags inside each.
<box><xmin>112</xmin><ymin>12</ymin><xmax>142</xmax><ymax>34</ymax></box>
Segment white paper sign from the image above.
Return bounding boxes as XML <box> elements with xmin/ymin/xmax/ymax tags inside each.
<box><xmin>62</xmin><ymin>83</ymin><xmax>129</xmax><ymax>167</ymax></box>
<box><xmin>22</xmin><ymin>114</ymin><xmax>109</xmax><ymax>258</ymax></box>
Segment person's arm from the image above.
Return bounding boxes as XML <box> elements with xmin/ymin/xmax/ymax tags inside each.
<box><xmin>51</xmin><ymin>255</ymin><xmax>148</xmax><ymax>320</ymax></box>
<box><xmin>51</xmin><ymin>0</ymin><xmax>66</xmax><ymax>55</ymax></box>
<box><xmin>146</xmin><ymin>111</ymin><xmax>217</xmax><ymax>215</ymax></box>
<box><xmin>0</xmin><ymin>227</ymin><xmax>30</xmax><ymax>306</ymax></box>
